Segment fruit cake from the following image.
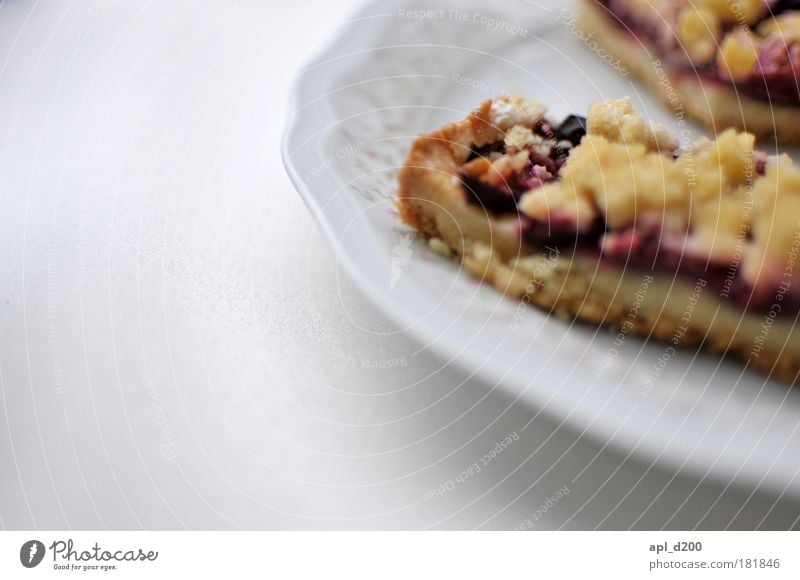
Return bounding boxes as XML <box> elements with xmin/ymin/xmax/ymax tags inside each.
<box><xmin>397</xmin><ymin>95</ymin><xmax>800</xmax><ymax>381</ymax></box>
<box><xmin>578</xmin><ymin>0</ymin><xmax>800</xmax><ymax>143</ymax></box>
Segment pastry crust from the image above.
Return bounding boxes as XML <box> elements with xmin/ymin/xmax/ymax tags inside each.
<box><xmin>397</xmin><ymin>99</ymin><xmax>529</xmax><ymax>263</ymax></box>
<box><xmin>397</xmin><ymin>97</ymin><xmax>800</xmax><ymax>382</ymax></box>
<box><xmin>578</xmin><ymin>0</ymin><xmax>800</xmax><ymax>144</ymax></box>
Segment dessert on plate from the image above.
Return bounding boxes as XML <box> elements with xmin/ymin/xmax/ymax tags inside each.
<box><xmin>578</xmin><ymin>0</ymin><xmax>800</xmax><ymax>143</ymax></box>
<box><xmin>397</xmin><ymin>95</ymin><xmax>800</xmax><ymax>381</ymax></box>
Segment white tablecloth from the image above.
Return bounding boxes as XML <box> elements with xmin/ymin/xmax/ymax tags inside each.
<box><xmin>0</xmin><ymin>0</ymin><xmax>796</xmax><ymax>530</ymax></box>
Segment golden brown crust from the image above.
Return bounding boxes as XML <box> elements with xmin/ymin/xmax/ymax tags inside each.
<box><xmin>396</xmin><ymin>98</ymin><xmax>530</xmax><ymax>262</ymax></box>
<box><xmin>578</xmin><ymin>0</ymin><xmax>800</xmax><ymax>144</ymax></box>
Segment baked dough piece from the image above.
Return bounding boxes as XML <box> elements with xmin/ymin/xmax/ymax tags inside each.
<box><xmin>578</xmin><ymin>0</ymin><xmax>800</xmax><ymax>143</ymax></box>
<box><xmin>398</xmin><ymin>96</ymin><xmax>800</xmax><ymax>381</ymax></box>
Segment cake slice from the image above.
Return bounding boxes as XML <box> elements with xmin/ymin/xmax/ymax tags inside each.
<box><xmin>397</xmin><ymin>95</ymin><xmax>800</xmax><ymax>382</ymax></box>
<box><xmin>578</xmin><ymin>0</ymin><xmax>800</xmax><ymax>143</ymax></box>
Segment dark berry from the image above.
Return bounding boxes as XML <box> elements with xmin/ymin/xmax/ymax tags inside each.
<box><xmin>555</xmin><ymin>115</ymin><xmax>587</xmax><ymax>146</ymax></box>
<box><xmin>773</xmin><ymin>0</ymin><xmax>800</xmax><ymax>16</ymax></box>
<box><xmin>460</xmin><ymin>172</ymin><xmax>518</xmax><ymax>213</ymax></box>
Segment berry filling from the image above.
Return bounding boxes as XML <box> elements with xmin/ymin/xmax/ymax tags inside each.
<box><xmin>736</xmin><ymin>39</ymin><xmax>800</xmax><ymax>104</ymax></box>
<box><xmin>460</xmin><ymin>172</ymin><xmax>522</xmax><ymax>212</ymax></box>
<box><xmin>596</xmin><ymin>220</ymin><xmax>800</xmax><ymax>314</ymax></box>
<box><xmin>461</xmin><ymin>114</ymin><xmax>586</xmax><ymax>212</ymax></box>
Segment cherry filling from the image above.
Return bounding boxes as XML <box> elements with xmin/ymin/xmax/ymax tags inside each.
<box><xmin>598</xmin><ymin>0</ymin><xmax>800</xmax><ymax>105</ymax></box>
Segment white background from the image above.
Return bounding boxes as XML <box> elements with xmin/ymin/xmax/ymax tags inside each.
<box><xmin>0</xmin><ymin>0</ymin><xmax>798</xmax><ymax>530</ymax></box>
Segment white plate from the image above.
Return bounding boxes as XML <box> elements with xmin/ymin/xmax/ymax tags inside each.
<box><xmin>283</xmin><ymin>0</ymin><xmax>800</xmax><ymax>496</ymax></box>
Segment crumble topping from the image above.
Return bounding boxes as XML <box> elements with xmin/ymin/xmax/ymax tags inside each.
<box><xmin>489</xmin><ymin>96</ymin><xmax>546</xmax><ymax>130</ymax></box>
<box><xmin>586</xmin><ymin>98</ymin><xmax>679</xmax><ymax>152</ymax></box>
<box><xmin>694</xmin><ymin>0</ymin><xmax>765</xmax><ymax>24</ymax></box>
<box><xmin>744</xmin><ymin>156</ymin><xmax>800</xmax><ymax>288</ymax></box>
<box><xmin>757</xmin><ymin>11</ymin><xmax>800</xmax><ymax>43</ymax></box>
<box><xmin>678</xmin><ymin>6</ymin><xmax>722</xmax><ymax>63</ymax></box>
<box><xmin>717</xmin><ymin>30</ymin><xmax>760</xmax><ymax>80</ymax></box>
<box><xmin>519</xmin><ymin>101</ymin><xmax>756</xmax><ymax>233</ymax></box>
<box><xmin>504</xmin><ymin>125</ymin><xmax>547</xmax><ymax>154</ymax></box>
<box><xmin>466</xmin><ymin>97</ymin><xmax>768</xmax><ymax>249</ymax></box>
<box><xmin>611</xmin><ymin>0</ymin><xmax>766</xmax><ymax>62</ymax></box>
